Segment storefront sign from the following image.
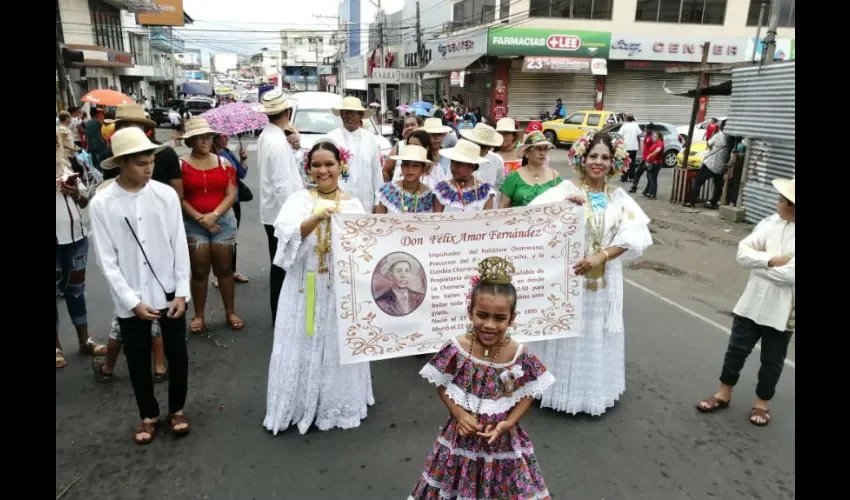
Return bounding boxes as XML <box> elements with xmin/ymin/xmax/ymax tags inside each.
<box><xmin>331</xmin><ymin>204</ymin><xmax>586</xmax><ymax>364</ymax></box>
<box><xmin>369</xmin><ymin>68</ymin><xmax>417</xmax><ymax>84</ymax></box>
<box><xmin>522</xmin><ymin>56</ymin><xmax>607</xmax><ymax>75</ymax></box>
<box><xmin>609</xmin><ymin>34</ymin><xmax>747</xmax><ymax>63</ymax></box>
<box><xmin>107</xmin><ymin>52</ymin><xmax>134</xmax><ymax>65</ymax></box>
<box><xmin>425</xmin><ymin>32</ymin><xmax>488</xmax><ymax>60</ymax></box>
<box><xmin>488</xmin><ymin>28</ymin><xmax>610</xmax><ymax>59</ymax></box>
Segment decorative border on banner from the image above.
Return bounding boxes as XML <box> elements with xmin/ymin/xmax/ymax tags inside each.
<box><xmin>334</xmin><ymin>203</ymin><xmax>582</xmax><ymax>359</ymax></box>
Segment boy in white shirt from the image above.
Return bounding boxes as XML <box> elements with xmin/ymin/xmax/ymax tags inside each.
<box><xmin>89</xmin><ymin>128</ymin><xmax>192</xmax><ymax>444</ymax></box>
<box><xmin>696</xmin><ymin>178</ymin><xmax>795</xmax><ymax>427</ymax></box>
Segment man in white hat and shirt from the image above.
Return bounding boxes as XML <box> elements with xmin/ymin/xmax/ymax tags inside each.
<box><xmin>326</xmin><ymin>97</ymin><xmax>384</xmax><ymax>211</ymax></box>
<box><xmin>459</xmin><ymin>123</ymin><xmax>506</xmax><ymax>205</ymax></box>
<box><xmin>89</xmin><ymin>127</ymin><xmax>192</xmax><ymax>444</ymax></box>
<box><xmin>697</xmin><ymin>178</ymin><xmax>795</xmax><ymax>427</ymax></box>
<box><xmin>256</xmin><ymin>89</ymin><xmax>303</xmax><ymax>324</ymax></box>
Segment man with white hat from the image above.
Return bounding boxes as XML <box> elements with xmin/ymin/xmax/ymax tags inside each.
<box><xmin>459</xmin><ymin>123</ymin><xmax>506</xmax><ymax>203</ymax></box>
<box><xmin>697</xmin><ymin>178</ymin><xmax>795</xmax><ymax>427</ymax></box>
<box><xmin>257</xmin><ymin>89</ymin><xmax>303</xmax><ymax>324</ymax></box>
<box><xmin>89</xmin><ymin>127</ymin><xmax>193</xmax><ymax>444</ymax></box>
<box><xmin>326</xmin><ymin>96</ymin><xmax>383</xmax><ymax>211</ymax></box>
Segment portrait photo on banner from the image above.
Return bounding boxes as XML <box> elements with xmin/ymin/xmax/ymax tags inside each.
<box><xmin>331</xmin><ymin>203</ymin><xmax>587</xmax><ymax>365</ymax></box>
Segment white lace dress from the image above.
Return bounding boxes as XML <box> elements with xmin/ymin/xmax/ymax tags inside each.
<box><xmin>263</xmin><ymin>189</ymin><xmax>375</xmax><ymax>434</ymax></box>
<box><xmin>528</xmin><ymin>182</ymin><xmax>652</xmax><ymax>415</ymax></box>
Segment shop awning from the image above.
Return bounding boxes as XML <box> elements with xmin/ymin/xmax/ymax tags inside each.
<box><xmin>663</xmin><ymin>79</ymin><xmax>732</xmax><ymax>98</ymax></box>
<box><xmin>418</xmin><ymin>54</ymin><xmax>483</xmax><ymax>73</ymax></box>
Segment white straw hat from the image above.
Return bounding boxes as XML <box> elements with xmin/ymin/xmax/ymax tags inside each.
<box><xmin>495</xmin><ymin>118</ymin><xmax>521</xmax><ymax>133</ymax></box>
<box><xmin>440</xmin><ymin>139</ymin><xmax>487</xmax><ymax>165</ymax></box>
<box><xmin>258</xmin><ymin>88</ymin><xmax>294</xmax><ymax>115</ymax></box>
<box><xmin>100</xmin><ymin>128</ymin><xmax>166</xmax><ymax>169</ymax></box>
<box><xmin>418</xmin><ymin>117</ymin><xmax>453</xmax><ymax>134</ymax></box>
<box><xmin>771</xmin><ymin>178</ymin><xmax>795</xmax><ymax>204</ymax></box>
<box><xmin>182</xmin><ymin>117</ymin><xmax>216</xmax><ymax>139</ymax></box>
<box><xmin>333</xmin><ymin>96</ymin><xmax>373</xmax><ymax>118</ymax></box>
<box><xmin>459</xmin><ymin>123</ymin><xmax>504</xmax><ymax>147</ymax></box>
<box><xmin>105</xmin><ymin>103</ymin><xmax>157</xmax><ymax>129</ymax></box>
<box><xmin>390</xmin><ymin>144</ymin><xmax>433</xmax><ymax>164</ymax></box>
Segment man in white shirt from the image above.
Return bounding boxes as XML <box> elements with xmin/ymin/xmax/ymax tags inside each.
<box><xmin>326</xmin><ymin>97</ymin><xmax>383</xmax><ymax>211</ymax></box>
<box><xmin>696</xmin><ymin>178</ymin><xmax>795</xmax><ymax>427</ymax></box>
<box><xmin>89</xmin><ymin>127</ymin><xmax>192</xmax><ymax>444</ymax></box>
<box><xmin>257</xmin><ymin>89</ymin><xmax>303</xmax><ymax>324</ymax></box>
<box><xmin>459</xmin><ymin>123</ymin><xmax>506</xmax><ymax>205</ymax></box>
<box><xmin>619</xmin><ymin>114</ymin><xmax>641</xmax><ymax>182</ymax></box>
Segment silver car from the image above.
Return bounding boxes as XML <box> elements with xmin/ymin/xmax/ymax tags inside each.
<box><xmin>601</xmin><ymin>121</ymin><xmax>683</xmax><ymax>168</ymax></box>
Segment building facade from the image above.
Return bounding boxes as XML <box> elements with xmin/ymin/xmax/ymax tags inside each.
<box><xmin>339</xmin><ymin>0</ymin><xmax>363</xmax><ymax>57</ymax></box>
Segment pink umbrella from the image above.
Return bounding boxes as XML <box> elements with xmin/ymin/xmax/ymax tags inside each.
<box><xmin>202</xmin><ymin>103</ymin><xmax>268</xmax><ymax>138</ymax></box>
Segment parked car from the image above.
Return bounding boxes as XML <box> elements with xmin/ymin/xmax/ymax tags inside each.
<box><xmin>676</xmin><ymin>141</ymin><xmax>709</xmax><ymax>168</ymax></box>
<box><xmin>542</xmin><ymin>110</ymin><xmax>625</xmax><ymax>147</ymax></box>
<box><xmin>149</xmin><ymin>99</ymin><xmax>185</xmax><ymax>127</ymax></box>
<box><xmin>290</xmin><ymin>92</ymin><xmax>393</xmax><ymax>183</ymax></box>
<box><xmin>599</xmin><ymin>121</ymin><xmax>683</xmax><ymax>168</ymax></box>
<box><xmin>676</xmin><ymin>117</ymin><xmax>726</xmax><ymax>143</ymax></box>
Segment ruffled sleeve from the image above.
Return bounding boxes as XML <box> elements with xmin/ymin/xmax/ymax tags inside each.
<box><xmin>375</xmin><ymin>182</ymin><xmax>396</xmax><ymax>211</ymax></box>
<box><xmin>505</xmin><ymin>348</ymin><xmax>556</xmax><ymax>399</ymax></box>
<box><xmin>419</xmin><ymin>340</ymin><xmax>461</xmax><ymax>387</ymax></box>
<box><xmin>609</xmin><ymin>188</ymin><xmax>653</xmax><ymax>261</ymax></box>
<box><xmin>272</xmin><ymin>189</ymin><xmax>312</xmax><ymax>270</ymax></box>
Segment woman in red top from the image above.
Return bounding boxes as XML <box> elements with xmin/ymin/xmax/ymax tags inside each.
<box><xmin>643</xmin><ymin>131</ymin><xmax>665</xmax><ymax>199</ymax></box>
<box><xmin>629</xmin><ymin>129</ymin><xmax>657</xmax><ymax>195</ymax></box>
<box><xmin>179</xmin><ymin>118</ymin><xmax>243</xmax><ymax>332</ymax></box>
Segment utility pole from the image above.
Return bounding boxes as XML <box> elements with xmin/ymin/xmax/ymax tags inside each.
<box><xmin>751</xmin><ymin>1</ymin><xmax>767</xmax><ymax>62</ymax></box>
<box><xmin>415</xmin><ymin>1</ymin><xmax>423</xmax><ymax>101</ymax></box>
<box><xmin>675</xmin><ymin>41</ymin><xmax>711</xmax><ymax>205</ymax></box>
<box><xmin>171</xmin><ymin>28</ymin><xmax>178</xmax><ymax>99</ymax></box>
<box><xmin>761</xmin><ymin>0</ymin><xmax>781</xmax><ymax>65</ymax></box>
<box><xmin>376</xmin><ymin>2</ymin><xmax>388</xmax><ymax>121</ymax></box>
<box><xmin>56</xmin><ymin>24</ymin><xmax>69</xmax><ymax>110</ymax></box>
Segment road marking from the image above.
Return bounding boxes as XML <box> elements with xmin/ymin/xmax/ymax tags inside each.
<box><xmin>624</xmin><ymin>278</ymin><xmax>796</xmax><ymax>369</ymax></box>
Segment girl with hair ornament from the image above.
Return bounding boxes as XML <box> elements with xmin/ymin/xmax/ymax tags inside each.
<box><xmin>409</xmin><ymin>257</ymin><xmax>555</xmax><ymax>500</ymax></box>
<box><xmin>528</xmin><ymin>131</ymin><xmax>653</xmax><ymax>416</ymax></box>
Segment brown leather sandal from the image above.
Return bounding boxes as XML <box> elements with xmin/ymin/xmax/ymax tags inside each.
<box><xmin>750</xmin><ymin>407</ymin><xmax>770</xmax><ymax>426</ymax></box>
<box><xmin>134</xmin><ymin>420</ymin><xmax>160</xmax><ymax>445</ymax></box>
<box><xmin>167</xmin><ymin>413</ymin><xmax>191</xmax><ymax>437</ymax></box>
<box><xmin>696</xmin><ymin>395</ymin><xmax>730</xmax><ymax>413</ymax></box>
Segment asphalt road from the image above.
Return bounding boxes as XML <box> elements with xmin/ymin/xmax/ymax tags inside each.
<box><xmin>56</xmin><ymin>135</ymin><xmax>795</xmax><ymax>499</ymax></box>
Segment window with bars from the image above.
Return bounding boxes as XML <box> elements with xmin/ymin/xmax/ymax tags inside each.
<box><xmin>89</xmin><ymin>0</ymin><xmax>124</xmax><ymax>52</ymax></box>
<box><xmin>529</xmin><ymin>0</ymin><xmax>614</xmax><ymax>20</ymax></box>
<box><xmin>746</xmin><ymin>0</ymin><xmax>795</xmax><ymax>27</ymax></box>
<box><xmin>635</xmin><ymin>0</ymin><xmax>727</xmax><ymax>25</ymax></box>
<box><xmin>452</xmin><ymin>0</ymin><xmax>497</xmax><ymax>27</ymax></box>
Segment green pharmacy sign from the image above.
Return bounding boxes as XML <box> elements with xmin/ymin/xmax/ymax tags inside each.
<box><xmin>488</xmin><ymin>28</ymin><xmax>611</xmax><ymax>59</ymax></box>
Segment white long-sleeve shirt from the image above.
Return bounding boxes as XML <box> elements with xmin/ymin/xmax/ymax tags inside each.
<box><xmin>733</xmin><ymin>214</ymin><xmax>795</xmax><ymax>332</ymax></box>
<box><xmin>620</xmin><ymin>121</ymin><xmax>641</xmax><ymax>152</ymax></box>
<box><xmin>474</xmin><ymin>151</ymin><xmax>505</xmax><ymax>207</ymax></box>
<box><xmin>56</xmin><ymin>166</ymin><xmax>90</xmax><ymax>245</ymax></box>
<box><xmin>258</xmin><ymin>123</ymin><xmax>304</xmax><ymax>225</ymax></box>
<box><xmin>327</xmin><ymin>127</ymin><xmax>383</xmax><ymax>211</ymax></box>
<box><xmin>89</xmin><ymin>180</ymin><xmax>191</xmax><ymax>318</ymax></box>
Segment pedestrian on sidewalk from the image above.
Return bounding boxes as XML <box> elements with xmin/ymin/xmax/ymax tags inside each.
<box><xmin>643</xmin><ymin>130</ymin><xmax>665</xmax><ymax>199</ymax></box>
<box><xmin>619</xmin><ymin>114</ymin><xmax>641</xmax><ymax>182</ymax></box>
<box><xmin>685</xmin><ymin>119</ymin><xmax>728</xmax><ymax>209</ymax></box>
<box><xmin>256</xmin><ymin>89</ymin><xmax>303</xmax><ymax>325</ymax></box>
<box><xmin>629</xmin><ymin>124</ymin><xmax>656</xmax><ymax>195</ymax></box>
<box><xmin>56</xmin><ymin>129</ymin><xmax>107</xmax><ymax>369</ymax></box>
<box><xmin>696</xmin><ymin>178</ymin><xmax>795</xmax><ymax>427</ymax></box>
<box><xmin>89</xmin><ymin>128</ymin><xmax>192</xmax><ymax>444</ymax></box>
<box><xmin>213</xmin><ymin>133</ymin><xmax>250</xmax><ymax>287</ymax></box>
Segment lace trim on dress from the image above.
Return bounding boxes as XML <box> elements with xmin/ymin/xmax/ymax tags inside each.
<box><xmin>435</xmin><ymin>435</ymin><xmax>535</xmax><ymax>462</ymax></box>
<box><xmin>408</xmin><ymin>473</ymin><xmax>551</xmax><ymax>500</ymax></box>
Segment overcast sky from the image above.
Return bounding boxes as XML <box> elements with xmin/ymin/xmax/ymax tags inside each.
<box><xmin>178</xmin><ymin>0</ymin><xmax>404</xmax><ymax>63</ymax></box>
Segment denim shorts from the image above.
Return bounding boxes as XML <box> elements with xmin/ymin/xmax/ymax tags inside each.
<box><xmin>183</xmin><ymin>210</ymin><xmax>237</xmax><ymax>246</ymax></box>
<box><xmin>108</xmin><ymin>316</ymin><xmax>161</xmax><ymax>341</ymax></box>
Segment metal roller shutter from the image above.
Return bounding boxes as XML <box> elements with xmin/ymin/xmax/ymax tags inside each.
<box><xmin>450</xmin><ymin>72</ymin><xmax>491</xmax><ymax>116</ymax></box>
<box><xmin>706</xmin><ymin>74</ymin><xmax>731</xmax><ymax>118</ymax></box>
<box><xmin>603</xmin><ymin>69</ymin><xmax>698</xmax><ymax>125</ymax></box>
<box><xmin>507</xmin><ymin>65</ymin><xmax>597</xmax><ymax>122</ymax></box>
<box><xmin>741</xmin><ymin>139</ymin><xmax>795</xmax><ymax>224</ymax></box>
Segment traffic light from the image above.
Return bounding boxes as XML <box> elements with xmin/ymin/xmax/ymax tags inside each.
<box><xmin>62</xmin><ymin>47</ymin><xmax>84</xmax><ymax>67</ymax></box>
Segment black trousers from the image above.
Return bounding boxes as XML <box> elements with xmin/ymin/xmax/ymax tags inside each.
<box><xmin>631</xmin><ymin>160</ymin><xmax>648</xmax><ymax>191</ymax></box>
<box><xmin>688</xmin><ymin>165</ymin><xmax>723</xmax><ymax>206</ymax></box>
<box><xmin>117</xmin><ymin>312</ymin><xmax>188</xmax><ymax>419</ymax></box>
<box><xmin>719</xmin><ymin>315</ymin><xmax>793</xmax><ymax>401</ymax></box>
<box><xmin>264</xmin><ymin>224</ymin><xmax>286</xmax><ymax>325</ymax></box>
<box><xmin>232</xmin><ymin>202</ymin><xmax>241</xmax><ymax>272</ymax></box>
<box><xmin>621</xmin><ymin>150</ymin><xmax>638</xmax><ymax>181</ymax></box>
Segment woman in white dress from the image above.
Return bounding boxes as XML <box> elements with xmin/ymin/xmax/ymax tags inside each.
<box><xmin>264</xmin><ymin>139</ymin><xmax>374</xmax><ymax>435</ymax></box>
<box><xmin>433</xmin><ymin>139</ymin><xmax>495</xmax><ymax>212</ymax></box>
<box><xmin>529</xmin><ymin>131</ymin><xmax>652</xmax><ymax>416</ymax></box>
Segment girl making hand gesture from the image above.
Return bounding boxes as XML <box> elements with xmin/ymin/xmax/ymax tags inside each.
<box><xmin>409</xmin><ymin>257</ymin><xmax>555</xmax><ymax>499</ymax></box>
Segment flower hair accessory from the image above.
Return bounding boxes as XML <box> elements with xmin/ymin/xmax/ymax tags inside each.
<box><xmin>568</xmin><ymin>131</ymin><xmax>630</xmax><ymax>175</ymax></box>
<box><xmin>304</xmin><ymin>138</ymin><xmax>352</xmax><ymax>182</ymax></box>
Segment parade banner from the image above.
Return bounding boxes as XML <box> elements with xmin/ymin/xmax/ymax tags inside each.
<box><xmin>331</xmin><ymin>203</ymin><xmax>586</xmax><ymax>365</ymax></box>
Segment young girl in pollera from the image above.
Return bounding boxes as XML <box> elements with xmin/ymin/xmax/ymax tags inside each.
<box><xmin>409</xmin><ymin>256</ymin><xmax>555</xmax><ymax>500</ymax></box>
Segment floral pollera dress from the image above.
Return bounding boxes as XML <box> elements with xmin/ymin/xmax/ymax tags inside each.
<box><xmin>410</xmin><ymin>337</ymin><xmax>555</xmax><ymax>499</ymax></box>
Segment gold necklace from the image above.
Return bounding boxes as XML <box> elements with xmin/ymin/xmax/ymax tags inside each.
<box><xmin>582</xmin><ymin>182</ymin><xmax>610</xmax><ymax>292</ymax></box>
<box><xmin>312</xmin><ymin>189</ymin><xmax>341</xmax><ymax>277</ymax></box>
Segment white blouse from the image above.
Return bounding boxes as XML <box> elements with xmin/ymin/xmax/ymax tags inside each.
<box><xmin>55</xmin><ymin>166</ymin><xmax>89</xmax><ymax>245</ymax></box>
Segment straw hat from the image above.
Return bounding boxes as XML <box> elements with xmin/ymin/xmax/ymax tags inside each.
<box><xmin>100</xmin><ymin>128</ymin><xmax>166</xmax><ymax>169</ymax></box>
<box><xmin>440</xmin><ymin>139</ymin><xmax>487</xmax><ymax>165</ymax></box>
<box><xmin>182</xmin><ymin>117</ymin><xmax>216</xmax><ymax>139</ymax></box>
<box><xmin>771</xmin><ymin>178</ymin><xmax>795</xmax><ymax>204</ymax></box>
<box><xmin>333</xmin><ymin>96</ymin><xmax>372</xmax><ymax>118</ymax></box>
<box><xmin>104</xmin><ymin>103</ymin><xmax>157</xmax><ymax>129</ymax></box>
<box><xmin>520</xmin><ymin>131</ymin><xmax>555</xmax><ymax>151</ymax></box>
<box><xmin>390</xmin><ymin>144</ymin><xmax>433</xmax><ymax>164</ymax></box>
<box><xmin>495</xmin><ymin>118</ymin><xmax>521</xmax><ymax>133</ymax></box>
<box><xmin>460</xmin><ymin>123</ymin><xmax>504</xmax><ymax>148</ymax></box>
<box><xmin>259</xmin><ymin>88</ymin><xmax>294</xmax><ymax>115</ymax></box>
<box><xmin>418</xmin><ymin>117</ymin><xmax>452</xmax><ymax>134</ymax></box>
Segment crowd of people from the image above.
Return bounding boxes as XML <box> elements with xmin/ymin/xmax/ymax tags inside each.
<box><xmin>56</xmin><ymin>91</ymin><xmax>795</xmax><ymax>497</ymax></box>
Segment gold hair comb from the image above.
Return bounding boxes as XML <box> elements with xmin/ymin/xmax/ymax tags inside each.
<box><xmin>477</xmin><ymin>257</ymin><xmax>515</xmax><ymax>285</ymax></box>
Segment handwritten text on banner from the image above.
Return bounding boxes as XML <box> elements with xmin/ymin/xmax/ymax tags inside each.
<box><xmin>331</xmin><ymin>203</ymin><xmax>586</xmax><ymax>365</ymax></box>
